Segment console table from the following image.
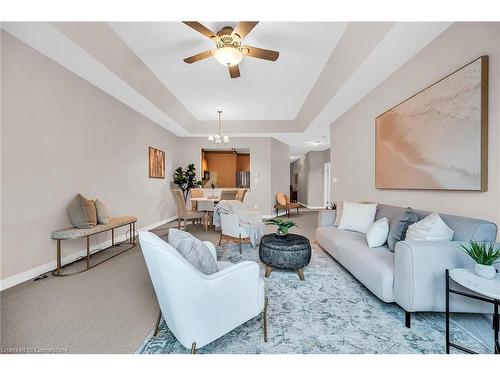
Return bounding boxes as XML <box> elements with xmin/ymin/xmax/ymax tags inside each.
<box><xmin>445</xmin><ymin>268</ymin><xmax>499</xmax><ymax>354</ymax></box>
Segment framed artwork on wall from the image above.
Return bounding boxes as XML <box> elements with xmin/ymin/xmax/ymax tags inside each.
<box><xmin>375</xmin><ymin>55</ymin><xmax>488</xmax><ymax>191</ymax></box>
<box><xmin>149</xmin><ymin>147</ymin><xmax>165</xmax><ymax>179</ymax></box>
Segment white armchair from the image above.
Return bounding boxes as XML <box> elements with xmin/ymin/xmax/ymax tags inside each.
<box><xmin>219</xmin><ymin>213</ymin><xmax>251</xmax><ymax>254</ymax></box>
<box><xmin>139</xmin><ymin>231</ymin><xmax>268</xmax><ymax>353</ymax></box>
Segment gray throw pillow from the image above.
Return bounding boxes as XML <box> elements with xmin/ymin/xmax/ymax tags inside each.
<box><xmin>387</xmin><ymin>208</ymin><xmax>418</xmax><ymax>252</ymax></box>
<box><xmin>167</xmin><ymin>228</ymin><xmax>193</xmax><ymax>248</ymax></box>
<box><xmin>94</xmin><ymin>199</ymin><xmax>110</xmax><ymax>224</ymax></box>
<box><xmin>67</xmin><ymin>194</ymin><xmax>97</xmax><ymax>229</ymax></box>
<box><xmin>168</xmin><ymin>229</ymin><xmax>218</xmax><ymax>275</ymax></box>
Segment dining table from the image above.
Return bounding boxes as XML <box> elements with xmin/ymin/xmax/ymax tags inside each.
<box><xmin>190</xmin><ymin>197</ymin><xmax>220</xmax><ymax>228</ymax></box>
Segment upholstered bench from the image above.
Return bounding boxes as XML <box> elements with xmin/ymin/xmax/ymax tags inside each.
<box><xmin>51</xmin><ymin>216</ymin><xmax>137</xmax><ymax>276</ymax></box>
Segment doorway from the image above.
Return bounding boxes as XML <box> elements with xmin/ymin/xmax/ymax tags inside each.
<box><xmin>323</xmin><ymin>162</ymin><xmax>331</xmax><ymax>208</ymax></box>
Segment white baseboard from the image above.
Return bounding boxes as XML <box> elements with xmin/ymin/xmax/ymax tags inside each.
<box><xmin>297</xmin><ymin>202</ymin><xmax>324</xmax><ymax>210</ymax></box>
<box><xmin>0</xmin><ymin>216</ymin><xmax>177</xmax><ymax>291</ymax></box>
<box><xmin>262</xmin><ymin>211</ymin><xmax>288</xmax><ymax>219</ymax></box>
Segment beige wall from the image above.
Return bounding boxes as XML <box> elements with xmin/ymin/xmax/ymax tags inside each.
<box><xmin>330</xmin><ymin>23</ymin><xmax>500</xmax><ymax>236</ymax></box>
<box><xmin>270</xmin><ymin>139</ymin><xmax>290</xmax><ymax>207</ymax></box>
<box><xmin>177</xmin><ymin>137</ymin><xmax>289</xmax><ymax>216</ymax></box>
<box><xmin>1</xmin><ymin>31</ymin><xmax>180</xmax><ymax>281</ymax></box>
<box><xmin>291</xmin><ymin>150</ymin><xmax>330</xmax><ymax>208</ymax></box>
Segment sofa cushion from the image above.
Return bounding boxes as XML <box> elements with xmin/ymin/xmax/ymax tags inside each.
<box><xmin>338</xmin><ymin>202</ymin><xmax>377</xmax><ymax>234</ymax></box>
<box><xmin>67</xmin><ymin>194</ymin><xmax>97</xmax><ymax>229</ymax></box>
<box><xmin>406</xmin><ymin>212</ymin><xmax>454</xmax><ymax>241</ymax></box>
<box><xmin>387</xmin><ymin>208</ymin><xmax>418</xmax><ymax>252</ymax></box>
<box><xmin>315</xmin><ymin>225</ymin><xmax>394</xmax><ymax>302</ymax></box>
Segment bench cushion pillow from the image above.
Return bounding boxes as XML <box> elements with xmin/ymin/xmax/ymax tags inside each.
<box><xmin>95</xmin><ymin>199</ymin><xmax>110</xmax><ymax>224</ymax></box>
<box><xmin>67</xmin><ymin>194</ymin><xmax>97</xmax><ymax>229</ymax></box>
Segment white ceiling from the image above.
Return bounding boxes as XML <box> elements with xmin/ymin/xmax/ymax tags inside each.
<box><xmin>109</xmin><ymin>22</ymin><xmax>346</xmax><ymax>121</ymax></box>
<box><xmin>2</xmin><ymin>22</ymin><xmax>453</xmax><ymax>160</ymax></box>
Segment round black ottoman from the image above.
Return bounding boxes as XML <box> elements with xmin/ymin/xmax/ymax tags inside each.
<box><xmin>259</xmin><ymin>233</ymin><xmax>311</xmax><ymax>280</ymax></box>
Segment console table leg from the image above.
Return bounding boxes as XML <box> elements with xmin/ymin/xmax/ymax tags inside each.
<box><xmin>86</xmin><ymin>236</ymin><xmax>90</xmax><ymax>270</ymax></box>
<box><xmin>56</xmin><ymin>240</ymin><xmax>62</xmax><ymax>276</ymax></box>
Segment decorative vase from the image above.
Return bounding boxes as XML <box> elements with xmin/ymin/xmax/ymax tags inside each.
<box><xmin>473</xmin><ymin>263</ymin><xmax>497</xmax><ymax>279</ymax></box>
<box><xmin>275</xmin><ymin>229</ymin><xmax>288</xmax><ymax>237</ymax></box>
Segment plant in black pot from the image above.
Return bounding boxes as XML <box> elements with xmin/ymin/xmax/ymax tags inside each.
<box><xmin>173</xmin><ymin>163</ymin><xmax>202</xmax><ymax>202</ymax></box>
<box><xmin>459</xmin><ymin>241</ymin><xmax>500</xmax><ymax>279</ymax></box>
<box><xmin>265</xmin><ymin>218</ymin><xmax>298</xmax><ymax>237</ymax></box>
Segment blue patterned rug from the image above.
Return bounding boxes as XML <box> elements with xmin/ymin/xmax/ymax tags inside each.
<box><xmin>138</xmin><ymin>241</ymin><xmax>491</xmax><ymax>354</ymax></box>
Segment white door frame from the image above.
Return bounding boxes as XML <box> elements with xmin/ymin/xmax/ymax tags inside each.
<box><xmin>323</xmin><ymin>162</ymin><xmax>331</xmax><ymax>207</ymax></box>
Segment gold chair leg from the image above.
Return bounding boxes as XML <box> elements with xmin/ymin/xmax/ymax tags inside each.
<box><xmin>153</xmin><ymin>309</ymin><xmax>162</xmax><ymax>336</ymax></box>
<box><xmin>263</xmin><ymin>297</ymin><xmax>268</xmax><ymax>343</ymax></box>
<box><xmin>191</xmin><ymin>342</ymin><xmax>197</xmax><ymax>354</ymax></box>
<box><xmin>177</xmin><ymin>218</ymin><xmax>181</xmax><ymax>229</ymax></box>
<box><xmin>218</xmin><ymin>232</ymin><xmax>223</xmax><ymax>246</ymax></box>
<box><xmin>265</xmin><ymin>266</ymin><xmax>272</xmax><ymax>278</ymax></box>
<box><xmin>297</xmin><ymin>268</ymin><xmax>305</xmax><ymax>281</ymax></box>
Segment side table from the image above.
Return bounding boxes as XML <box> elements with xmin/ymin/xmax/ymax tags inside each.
<box><xmin>445</xmin><ymin>268</ymin><xmax>499</xmax><ymax>354</ymax></box>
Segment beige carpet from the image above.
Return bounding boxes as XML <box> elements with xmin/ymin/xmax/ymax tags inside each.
<box><xmin>0</xmin><ymin>209</ymin><xmax>319</xmax><ymax>353</ymax></box>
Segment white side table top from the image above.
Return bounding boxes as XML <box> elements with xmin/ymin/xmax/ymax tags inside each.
<box><xmin>450</xmin><ymin>268</ymin><xmax>500</xmax><ymax>300</ymax></box>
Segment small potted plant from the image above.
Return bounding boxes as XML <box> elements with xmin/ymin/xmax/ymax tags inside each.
<box><xmin>459</xmin><ymin>241</ymin><xmax>500</xmax><ymax>279</ymax></box>
<box><xmin>265</xmin><ymin>218</ymin><xmax>298</xmax><ymax>237</ymax></box>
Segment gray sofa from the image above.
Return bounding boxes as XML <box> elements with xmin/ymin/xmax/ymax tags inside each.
<box><xmin>316</xmin><ymin>204</ymin><xmax>497</xmax><ymax>327</ymax></box>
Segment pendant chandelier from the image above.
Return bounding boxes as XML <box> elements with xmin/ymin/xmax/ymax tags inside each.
<box><xmin>208</xmin><ymin>110</ymin><xmax>230</xmax><ymax>145</ymax></box>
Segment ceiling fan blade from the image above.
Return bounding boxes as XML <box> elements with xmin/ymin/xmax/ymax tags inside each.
<box><xmin>243</xmin><ymin>45</ymin><xmax>279</xmax><ymax>61</ymax></box>
<box><xmin>228</xmin><ymin>65</ymin><xmax>241</xmax><ymax>79</ymax></box>
<box><xmin>183</xmin><ymin>50</ymin><xmax>213</xmax><ymax>64</ymax></box>
<box><xmin>232</xmin><ymin>22</ymin><xmax>259</xmax><ymax>39</ymax></box>
<box><xmin>182</xmin><ymin>21</ymin><xmax>219</xmax><ymax>40</ymax></box>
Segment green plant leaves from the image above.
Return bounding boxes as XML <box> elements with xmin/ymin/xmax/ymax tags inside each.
<box><xmin>459</xmin><ymin>241</ymin><xmax>500</xmax><ymax>266</ymax></box>
<box><xmin>265</xmin><ymin>218</ymin><xmax>298</xmax><ymax>234</ymax></box>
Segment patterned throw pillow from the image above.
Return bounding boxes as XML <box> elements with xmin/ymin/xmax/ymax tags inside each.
<box><xmin>168</xmin><ymin>229</ymin><xmax>218</xmax><ymax>275</ymax></box>
<box><xmin>94</xmin><ymin>199</ymin><xmax>110</xmax><ymax>224</ymax></box>
<box><xmin>67</xmin><ymin>194</ymin><xmax>97</xmax><ymax>229</ymax></box>
<box><xmin>387</xmin><ymin>208</ymin><xmax>419</xmax><ymax>252</ymax></box>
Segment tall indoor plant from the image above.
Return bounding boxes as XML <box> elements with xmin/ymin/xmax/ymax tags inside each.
<box><xmin>173</xmin><ymin>163</ymin><xmax>202</xmax><ymax>202</ymax></box>
<box><xmin>460</xmin><ymin>241</ymin><xmax>500</xmax><ymax>279</ymax></box>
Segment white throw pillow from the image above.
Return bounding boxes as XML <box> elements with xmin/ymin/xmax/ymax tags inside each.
<box><xmin>338</xmin><ymin>202</ymin><xmax>378</xmax><ymax>234</ymax></box>
<box><xmin>366</xmin><ymin>217</ymin><xmax>389</xmax><ymax>248</ymax></box>
<box><xmin>405</xmin><ymin>212</ymin><xmax>454</xmax><ymax>241</ymax></box>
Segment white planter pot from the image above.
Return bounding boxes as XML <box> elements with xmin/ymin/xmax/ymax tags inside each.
<box><xmin>473</xmin><ymin>263</ymin><xmax>497</xmax><ymax>279</ymax></box>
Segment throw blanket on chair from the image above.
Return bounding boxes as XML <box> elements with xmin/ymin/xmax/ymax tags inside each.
<box><xmin>213</xmin><ymin>200</ymin><xmax>264</xmax><ymax>247</ymax></box>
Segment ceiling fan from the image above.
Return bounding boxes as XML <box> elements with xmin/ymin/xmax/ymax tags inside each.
<box><xmin>182</xmin><ymin>21</ymin><xmax>279</xmax><ymax>79</ymax></box>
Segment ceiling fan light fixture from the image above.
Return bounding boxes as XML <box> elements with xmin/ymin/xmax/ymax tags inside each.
<box><xmin>214</xmin><ymin>47</ymin><xmax>243</xmax><ymax>67</ymax></box>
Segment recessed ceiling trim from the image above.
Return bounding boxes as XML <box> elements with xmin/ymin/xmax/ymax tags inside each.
<box><xmin>1</xmin><ymin>22</ymin><xmax>189</xmax><ymax>136</ymax></box>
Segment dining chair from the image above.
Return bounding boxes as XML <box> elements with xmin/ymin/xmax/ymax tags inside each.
<box><xmin>235</xmin><ymin>188</ymin><xmax>247</xmax><ymax>202</ymax></box>
<box><xmin>172</xmin><ymin>189</ymin><xmax>207</xmax><ymax>231</ymax></box>
<box><xmin>220</xmin><ymin>189</ymin><xmax>238</xmax><ymax>201</ymax></box>
<box><xmin>190</xmin><ymin>188</ymin><xmax>204</xmax><ymax>210</ymax></box>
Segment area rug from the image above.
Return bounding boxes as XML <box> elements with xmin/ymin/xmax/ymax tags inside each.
<box><xmin>138</xmin><ymin>241</ymin><xmax>491</xmax><ymax>354</ymax></box>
